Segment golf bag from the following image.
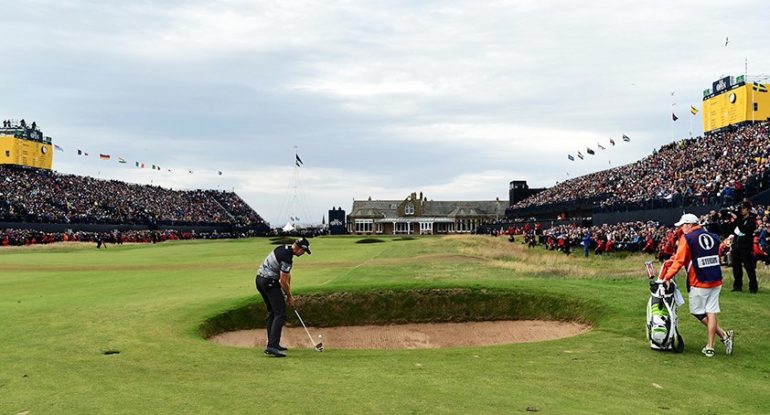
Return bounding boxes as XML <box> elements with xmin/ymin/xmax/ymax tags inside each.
<box><xmin>645</xmin><ymin>261</ymin><xmax>684</xmax><ymax>353</ymax></box>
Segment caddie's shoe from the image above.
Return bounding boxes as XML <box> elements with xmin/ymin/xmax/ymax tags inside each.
<box><xmin>701</xmin><ymin>347</ymin><xmax>715</xmax><ymax>358</ymax></box>
<box><xmin>722</xmin><ymin>330</ymin><xmax>734</xmax><ymax>356</ymax></box>
<box><xmin>264</xmin><ymin>347</ymin><xmax>286</xmax><ymax>358</ymax></box>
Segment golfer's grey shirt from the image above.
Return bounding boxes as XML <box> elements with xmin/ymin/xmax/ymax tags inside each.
<box><xmin>258</xmin><ymin>245</ymin><xmax>294</xmax><ymax>280</ymax></box>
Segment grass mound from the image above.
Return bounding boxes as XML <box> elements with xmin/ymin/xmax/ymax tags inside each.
<box><xmin>199</xmin><ymin>288</ymin><xmax>596</xmax><ymax>338</ymax></box>
<box><xmin>356</xmin><ymin>238</ymin><xmax>385</xmax><ymax>244</ymax></box>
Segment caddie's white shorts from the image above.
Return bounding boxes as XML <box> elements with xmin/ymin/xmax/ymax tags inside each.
<box><xmin>689</xmin><ymin>286</ymin><xmax>721</xmax><ymax>314</ymax></box>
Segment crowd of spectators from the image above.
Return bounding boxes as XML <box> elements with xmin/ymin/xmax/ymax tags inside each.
<box><xmin>501</xmin><ymin>203</ymin><xmax>770</xmax><ymax>266</ymax></box>
<box><xmin>0</xmin><ymin>228</ymin><xmax>250</xmax><ymax>247</ymax></box>
<box><xmin>511</xmin><ymin>122</ymin><xmax>770</xmax><ymax>213</ymax></box>
<box><xmin>0</xmin><ymin>166</ymin><xmax>266</xmax><ymax>227</ymax></box>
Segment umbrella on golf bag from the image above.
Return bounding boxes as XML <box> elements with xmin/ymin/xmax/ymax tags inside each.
<box><xmin>645</xmin><ymin>261</ymin><xmax>685</xmax><ymax>353</ymax></box>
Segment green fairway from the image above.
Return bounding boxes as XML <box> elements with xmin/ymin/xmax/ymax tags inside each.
<box><xmin>2</xmin><ymin>236</ymin><xmax>770</xmax><ymax>414</ymax></box>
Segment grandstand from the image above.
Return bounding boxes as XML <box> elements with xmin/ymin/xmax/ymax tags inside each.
<box><xmin>0</xmin><ymin>165</ymin><xmax>269</xmax><ymax>234</ymax></box>
<box><xmin>506</xmin><ymin>121</ymin><xmax>770</xmax><ymax>225</ymax></box>
<box><xmin>0</xmin><ymin>119</ymin><xmax>270</xmax><ymax>238</ymax></box>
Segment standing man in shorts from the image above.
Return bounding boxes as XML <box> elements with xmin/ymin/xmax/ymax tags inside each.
<box><xmin>256</xmin><ymin>237</ymin><xmax>311</xmax><ymax>357</ymax></box>
<box><xmin>662</xmin><ymin>214</ymin><xmax>734</xmax><ymax>357</ymax></box>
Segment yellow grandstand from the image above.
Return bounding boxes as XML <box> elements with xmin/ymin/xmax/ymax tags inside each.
<box><xmin>703</xmin><ymin>75</ymin><xmax>770</xmax><ymax>134</ymax></box>
<box><xmin>0</xmin><ymin>119</ymin><xmax>53</xmax><ymax>170</ymax></box>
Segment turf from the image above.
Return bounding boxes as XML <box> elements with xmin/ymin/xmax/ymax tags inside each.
<box><xmin>1</xmin><ymin>236</ymin><xmax>769</xmax><ymax>414</ymax></box>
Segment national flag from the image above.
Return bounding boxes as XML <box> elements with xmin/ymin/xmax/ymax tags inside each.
<box><xmin>586</xmin><ymin>147</ymin><xmax>595</xmax><ymax>155</ymax></box>
<box><xmin>54</xmin><ymin>144</ymin><xmax>64</xmax><ymax>152</ymax></box>
<box><xmin>295</xmin><ymin>154</ymin><xmax>303</xmax><ymax>165</ymax></box>
<box><xmin>99</xmin><ymin>154</ymin><xmax>110</xmax><ymax>160</ymax></box>
<box><xmin>577</xmin><ymin>151</ymin><xmax>584</xmax><ymax>160</ymax></box>
<box><xmin>568</xmin><ymin>154</ymin><xmax>575</xmax><ymax>161</ymax></box>
<box><xmin>597</xmin><ymin>143</ymin><xmax>606</xmax><ymax>150</ymax></box>
<box><xmin>118</xmin><ymin>157</ymin><xmax>126</xmax><ymax>163</ymax></box>
<box><xmin>753</xmin><ymin>82</ymin><xmax>768</xmax><ymax>92</ymax></box>
<box><xmin>672</xmin><ymin>112</ymin><xmax>678</xmax><ymax>121</ymax></box>
<box><xmin>690</xmin><ymin>105</ymin><xmax>698</xmax><ymax>115</ymax></box>
<box><xmin>609</xmin><ymin>138</ymin><xmax>616</xmax><ymax>146</ymax></box>
<box><xmin>622</xmin><ymin>134</ymin><xmax>631</xmax><ymax>142</ymax></box>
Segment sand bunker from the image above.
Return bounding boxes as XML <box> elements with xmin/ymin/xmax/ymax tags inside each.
<box><xmin>210</xmin><ymin>320</ymin><xmax>590</xmax><ymax>350</ymax></box>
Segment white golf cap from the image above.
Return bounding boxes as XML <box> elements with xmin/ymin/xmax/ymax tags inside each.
<box><xmin>674</xmin><ymin>213</ymin><xmax>700</xmax><ymax>227</ymax></box>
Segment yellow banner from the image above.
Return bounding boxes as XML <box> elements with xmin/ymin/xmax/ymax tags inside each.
<box><xmin>703</xmin><ymin>83</ymin><xmax>770</xmax><ymax>133</ymax></box>
<box><xmin>0</xmin><ymin>135</ymin><xmax>53</xmax><ymax>170</ymax></box>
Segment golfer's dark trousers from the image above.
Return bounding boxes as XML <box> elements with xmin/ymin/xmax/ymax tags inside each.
<box><xmin>256</xmin><ymin>276</ymin><xmax>287</xmax><ymax>349</ymax></box>
<box><xmin>732</xmin><ymin>248</ymin><xmax>758</xmax><ymax>293</ymax></box>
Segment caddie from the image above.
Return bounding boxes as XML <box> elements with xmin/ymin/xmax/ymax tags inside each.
<box><xmin>662</xmin><ymin>213</ymin><xmax>734</xmax><ymax>357</ymax></box>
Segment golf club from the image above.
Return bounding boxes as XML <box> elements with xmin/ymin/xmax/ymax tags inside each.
<box><xmin>294</xmin><ymin>309</ymin><xmax>324</xmax><ymax>352</ymax></box>
<box><xmin>644</xmin><ymin>261</ymin><xmax>655</xmax><ymax>279</ymax></box>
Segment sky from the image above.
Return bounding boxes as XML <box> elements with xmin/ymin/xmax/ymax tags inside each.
<box><xmin>2</xmin><ymin>0</ymin><xmax>769</xmax><ymax>227</ymax></box>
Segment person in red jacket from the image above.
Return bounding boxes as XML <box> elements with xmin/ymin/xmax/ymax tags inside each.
<box><xmin>662</xmin><ymin>214</ymin><xmax>734</xmax><ymax>357</ymax></box>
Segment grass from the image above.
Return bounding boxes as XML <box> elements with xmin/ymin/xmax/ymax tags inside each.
<box><xmin>1</xmin><ymin>236</ymin><xmax>770</xmax><ymax>414</ymax></box>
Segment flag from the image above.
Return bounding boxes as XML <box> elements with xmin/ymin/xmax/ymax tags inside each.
<box><xmin>690</xmin><ymin>105</ymin><xmax>698</xmax><ymax>115</ymax></box>
<box><xmin>218</xmin><ymin>171</ymin><xmax>222</xmax><ymax>175</ymax></box>
<box><xmin>141</xmin><ymin>163</ymin><xmax>144</xmax><ymax>168</ymax></box>
<box><xmin>586</xmin><ymin>147</ymin><xmax>595</xmax><ymax>155</ymax></box>
<box><xmin>85</xmin><ymin>152</ymin><xmax>89</xmax><ymax>156</ymax></box>
<box><xmin>753</xmin><ymin>82</ymin><xmax>768</xmax><ymax>93</ymax></box>
<box><xmin>568</xmin><ymin>154</ymin><xmax>575</xmax><ymax>161</ymax></box>
<box><xmin>167</xmin><ymin>169</ymin><xmax>172</xmax><ymax>172</ymax></box>
<box><xmin>622</xmin><ymin>134</ymin><xmax>631</xmax><ymax>142</ymax></box>
<box><xmin>295</xmin><ymin>154</ymin><xmax>303</xmax><ymax>165</ymax></box>
<box><xmin>118</xmin><ymin>157</ymin><xmax>126</xmax><ymax>163</ymax></box>
<box><xmin>135</xmin><ymin>162</ymin><xmax>139</xmax><ymax>167</ymax></box>
<box><xmin>54</xmin><ymin>144</ymin><xmax>63</xmax><ymax>152</ymax></box>
<box><xmin>77</xmin><ymin>149</ymin><xmax>83</xmax><ymax>155</ymax></box>
<box><xmin>609</xmin><ymin>138</ymin><xmax>616</xmax><ymax>146</ymax></box>
<box><xmin>99</xmin><ymin>154</ymin><xmax>110</xmax><ymax>160</ymax></box>
<box><xmin>577</xmin><ymin>151</ymin><xmax>584</xmax><ymax>160</ymax></box>
<box><xmin>152</xmin><ymin>165</ymin><xmax>156</xmax><ymax>170</ymax></box>
<box><xmin>672</xmin><ymin>113</ymin><xmax>678</xmax><ymax>121</ymax></box>
<box><xmin>597</xmin><ymin>143</ymin><xmax>606</xmax><ymax>150</ymax></box>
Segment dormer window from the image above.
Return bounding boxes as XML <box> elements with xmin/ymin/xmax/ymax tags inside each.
<box><xmin>405</xmin><ymin>203</ymin><xmax>415</xmax><ymax>215</ymax></box>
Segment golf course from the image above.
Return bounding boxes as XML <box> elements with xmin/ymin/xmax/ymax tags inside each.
<box><xmin>2</xmin><ymin>235</ymin><xmax>769</xmax><ymax>414</ymax></box>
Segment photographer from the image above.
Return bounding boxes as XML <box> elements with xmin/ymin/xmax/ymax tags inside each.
<box><xmin>728</xmin><ymin>201</ymin><xmax>759</xmax><ymax>293</ymax></box>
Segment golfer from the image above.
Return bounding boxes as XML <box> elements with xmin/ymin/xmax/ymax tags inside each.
<box><xmin>256</xmin><ymin>237</ymin><xmax>311</xmax><ymax>357</ymax></box>
<box><xmin>662</xmin><ymin>213</ymin><xmax>733</xmax><ymax>357</ymax></box>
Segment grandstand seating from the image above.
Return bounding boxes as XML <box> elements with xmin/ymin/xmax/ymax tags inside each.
<box><xmin>0</xmin><ymin>166</ymin><xmax>266</xmax><ymax>227</ymax></box>
<box><xmin>509</xmin><ymin>122</ymin><xmax>770</xmax><ymax>217</ymax></box>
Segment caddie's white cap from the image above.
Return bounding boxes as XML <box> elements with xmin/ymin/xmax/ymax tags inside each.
<box><xmin>674</xmin><ymin>213</ymin><xmax>700</xmax><ymax>227</ymax></box>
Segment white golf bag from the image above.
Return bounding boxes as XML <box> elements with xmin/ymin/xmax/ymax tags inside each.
<box><xmin>645</xmin><ymin>261</ymin><xmax>684</xmax><ymax>353</ymax></box>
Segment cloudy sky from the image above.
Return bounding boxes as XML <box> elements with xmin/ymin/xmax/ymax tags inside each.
<box><xmin>2</xmin><ymin>0</ymin><xmax>768</xmax><ymax>226</ymax></box>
